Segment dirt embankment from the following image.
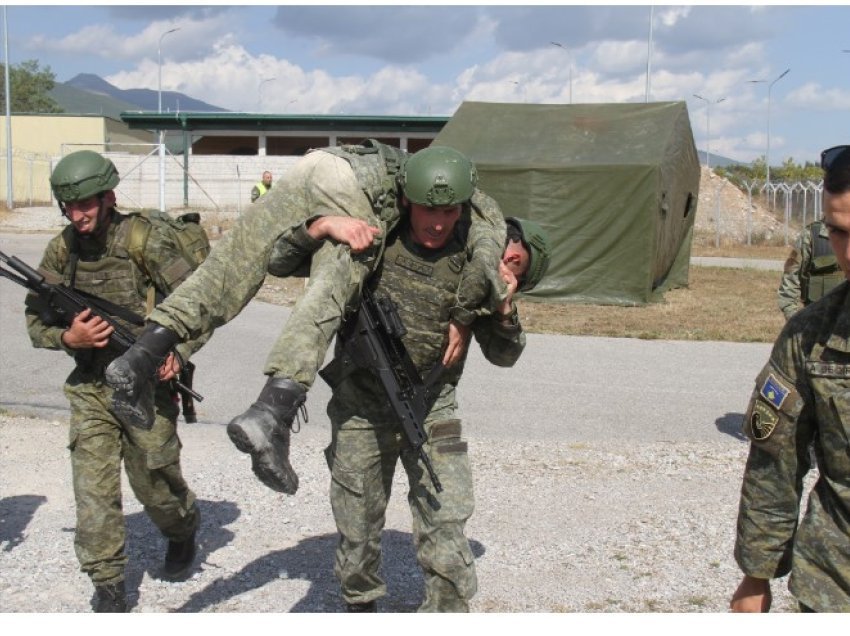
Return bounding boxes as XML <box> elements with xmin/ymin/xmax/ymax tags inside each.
<box><xmin>694</xmin><ymin>167</ymin><xmax>788</xmax><ymax>246</ymax></box>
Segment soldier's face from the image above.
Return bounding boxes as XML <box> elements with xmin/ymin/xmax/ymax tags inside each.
<box><xmin>407</xmin><ymin>201</ymin><xmax>462</xmax><ymax>250</ymax></box>
<box><xmin>63</xmin><ymin>191</ymin><xmax>114</xmax><ymax>235</ymax></box>
<box><xmin>823</xmin><ymin>189</ymin><xmax>850</xmax><ymax>280</ymax></box>
<box><xmin>502</xmin><ymin>239</ymin><xmax>530</xmax><ymax>279</ymax></box>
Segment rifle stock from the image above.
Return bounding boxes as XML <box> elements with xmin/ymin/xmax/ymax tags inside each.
<box><xmin>0</xmin><ymin>249</ymin><xmax>202</xmax><ymax>406</ymax></box>
<box><xmin>323</xmin><ymin>286</ymin><xmax>444</xmax><ymax>492</ymax></box>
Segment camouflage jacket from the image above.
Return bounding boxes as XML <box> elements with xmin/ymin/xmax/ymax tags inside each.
<box><xmin>735</xmin><ymin>280</ymin><xmax>850</xmax><ymax>611</ymax></box>
<box><xmin>325</xmin><ymin>226</ymin><xmax>525</xmax><ymax>418</ymax></box>
<box><xmin>777</xmin><ymin>221</ymin><xmax>842</xmax><ymax>320</ymax></box>
<box><xmin>26</xmin><ymin>210</ymin><xmax>207</xmax><ymax>374</ymax></box>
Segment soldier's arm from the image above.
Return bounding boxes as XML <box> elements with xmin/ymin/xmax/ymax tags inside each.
<box><xmin>733</xmin><ymin>327</ymin><xmax>815</xmax><ymax>584</ymax></box>
<box><xmin>24</xmin><ymin>236</ymin><xmax>77</xmax><ymax>355</ymax></box>
<box><xmin>776</xmin><ymin>230</ymin><xmax>808</xmax><ymax>320</ymax></box>
<box><xmin>267</xmin><ymin>215</ymin><xmax>381</xmax><ymax>278</ymax></box>
<box><xmin>451</xmin><ymin>190</ymin><xmax>508</xmax><ymax>325</ymax></box>
<box><xmin>469</xmin><ymin>262</ymin><xmax>526</xmax><ymax>367</ymax></box>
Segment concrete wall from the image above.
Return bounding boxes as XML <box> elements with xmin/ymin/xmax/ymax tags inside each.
<box><xmin>105</xmin><ymin>153</ymin><xmax>303</xmax><ymax>213</ymax></box>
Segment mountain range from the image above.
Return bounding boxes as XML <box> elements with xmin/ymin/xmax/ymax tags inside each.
<box><xmin>48</xmin><ymin>73</ymin><xmax>228</xmax><ymax>119</ymax></box>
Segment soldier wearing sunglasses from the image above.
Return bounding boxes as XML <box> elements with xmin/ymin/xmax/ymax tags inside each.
<box><xmin>731</xmin><ymin>145</ymin><xmax>850</xmax><ymax>612</ymax></box>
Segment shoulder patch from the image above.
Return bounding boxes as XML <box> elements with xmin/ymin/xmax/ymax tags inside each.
<box><xmin>760</xmin><ymin>373</ymin><xmax>790</xmax><ymax>409</ymax></box>
<box><xmin>749</xmin><ymin>400</ymin><xmax>779</xmax><ymax>441</ymax></box>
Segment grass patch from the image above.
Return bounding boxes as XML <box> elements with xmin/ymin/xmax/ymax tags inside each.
<box><xmin>516</xmin><ymin>266</ymin><xmax>786</xmax><ymax>343</ymax></box>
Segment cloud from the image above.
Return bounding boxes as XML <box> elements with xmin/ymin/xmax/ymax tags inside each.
<box><xmin>786</xmin><ymin>82</ymin><xmax>850</xmax><ymax>111</ymax></box>
<box><xmin>27</xmin><ymin>14</ymin><xmax>233</xmax><ymax>65</ymax></box>
<box><xmin>272</xmin><ymin>6</ymin><xmax>483</xmax><ymax>64</ymax></box>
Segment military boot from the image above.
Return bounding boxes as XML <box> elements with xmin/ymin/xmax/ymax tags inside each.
<box><xmin>346</xmin><ymin>601</ymin><xmax>377</xmax><ymax>612</ymax></box>
<box><xmin>226</xmin><ymin>377</ymin><xmax>305</xmax><ymax>494</ymax></box>
<box><xmin>105</xmin><ymin>323</ymin><xmax>180</xmax><ymax>430</ymax></box>
<box><xmin>93</xmin><ymin>580</ymin><xmax>127</xmax><ymax>613</ymax></box>
<box><xmin>161</xmin><ymin>529</ymin><xmax>197</xmax><ymax>582</ymax></box>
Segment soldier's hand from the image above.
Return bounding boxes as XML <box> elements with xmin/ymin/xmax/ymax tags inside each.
<box><xmin>61</xmin><ymin>308</ymin><xmax>113</xmax><ymax>349</ymax></box>
<box><xmin>307</xmin><ymin>216</ymin><xmax>382</xmax><ymax>253</ymax></box>
<box><xmin>729</xmin><ymin>575</ymin><xmax>772</xmax><ymax>612</ymax></box>
<box><xmin>497</xmin><ymin>261</ymin><xmax>519</xmax><ymax>315</ymax></box>
<box><xmin>443</xmin><ymin>320</ymin><xmax>471</xmax><ymax>367</ymax></box>
<box><xmin>157</xmin><ymin>352</ymin><xmax>181</xmax><ymax>382</ymax></box>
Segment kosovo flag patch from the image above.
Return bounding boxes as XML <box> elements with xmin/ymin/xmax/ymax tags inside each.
<box><xmin>760</xmin><ymin>373</ymin><xmax>790</xmax><ymax>409</ymax></box>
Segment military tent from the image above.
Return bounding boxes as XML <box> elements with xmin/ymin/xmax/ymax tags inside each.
<box><xmin>434</xmin><ymin>101</ymin><xmax>700</xmax><ymax>305</ymax></box>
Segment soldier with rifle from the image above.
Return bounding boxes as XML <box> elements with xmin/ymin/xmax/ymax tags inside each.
<box><xmin>15</xmin><ymin>150</ymin><xmax>207</xmax><ymax>612</ymax></box>
<box><xmin>306</xmin><ymin>153</ymin><xmax>549</xmax><ymax>612</ymax></box>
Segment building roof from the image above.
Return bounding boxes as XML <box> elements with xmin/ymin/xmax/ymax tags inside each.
<box><xmin>120</xmin><ymin>112</ymin><xmax>450</xmax><ymax>134</ymax></box>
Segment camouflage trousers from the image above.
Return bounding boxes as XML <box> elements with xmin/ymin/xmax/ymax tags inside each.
<box><xmin>326</xmin><ymin>385</ymin><xmax>477</xmax><ymax>612</ymax></box>
<box><xmin>147</xmin><ymin>150</ymin><xmax>380</xmax><ymax>389</ymax></box>
<box><xmin>64</xmin><ymin>368</ymin><xmax>198</xmax><ymax>585</ymax></box>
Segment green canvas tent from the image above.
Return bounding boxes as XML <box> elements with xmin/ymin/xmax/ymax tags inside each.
<box><xmin>434</xmin><ymin>101</ymin><xmax>700</xmax><ymax>305</ymax></box>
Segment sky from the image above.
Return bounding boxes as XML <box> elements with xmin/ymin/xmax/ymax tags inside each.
<box><xmin>4</xmin><ymin>3</ymin><xmax>850</xmax><ymax>165</ymax></box>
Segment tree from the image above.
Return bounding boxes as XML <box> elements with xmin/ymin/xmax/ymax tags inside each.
<box><xmin>0</xmin><ymin>60</ymin><xmax>63</xmax><ymax>113</ymax></box>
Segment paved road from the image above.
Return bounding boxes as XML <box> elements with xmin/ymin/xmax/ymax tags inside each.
<box><xmin>690</xmin><ymin>256</ymin><xmax>784</xmax><ymax>271</ymax></box>
<box><xmin>0</xmin><ymin>232</ymin><xmax>771</xmax><ymax>444</ymax></box>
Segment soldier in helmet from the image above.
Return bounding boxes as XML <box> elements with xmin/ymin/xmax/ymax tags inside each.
<box><xmin>25</xmin><ymin>150</ymin><xmax>204</xmax><ymax>612</ymax></box>
<box><xmin>731</xmin><ymin>144</ymin><xmax>850</xmax><ymax>612</ymax></box>
<box><xmin>106</xmin><ymin>142</ymin><xmax>508</xmax><ymax>496</ymax></box>
<box><xmin>315</xmin><ymin>202</ymin><xmax>548</xmax><ymax>611</ymax></box>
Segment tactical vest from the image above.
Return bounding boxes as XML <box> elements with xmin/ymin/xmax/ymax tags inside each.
<box><xmin>320</xmin><ymin>139</ymin><xmax>408</xmax><ymax>230</ymax></box>
<box><xmin>57</xmin><ymin>215</ymin><xmax>149</xmax><ymax>370</ymax></box>
<box><xmin>59</xmin><ymin>215</ymin><xmax>148</xmax><ymax>320</ymax></box>
<box><xmin>370</xmin><ymin>227</ymin><xmax>469</xmax><ymax>378</ymax></box>
<box><xmin>802</xmin><ymin>222</ymin><xmax>843</xmax><ymax>304</ymax></box>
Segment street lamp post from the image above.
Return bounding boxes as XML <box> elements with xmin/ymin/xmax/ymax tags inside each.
<box><xmin>157</xmin><ymin>27</ymin><xmax>180</xmax><ymax>212</ymax></box>
<box><xmin>645</xmin><ymin>5</ymin><xmax>654</xmax><ymax>103</ymax></box>
<box><xmin>257</xmin><ymin>77</ymin><xmax>276</xmax><ymax>112</ymax></box>
<box><xmin>748</xmin><ymin>68</ymin><xmax>790</xmax><ymax>187</ymax></box>
<box><xmin>550</xmin><ymin>42</ymin><xmax>573</xmax><ymax>104</ymax></box>
<box><xmin>692</xmin><ymin>94</ymin><xmax>726</xmax><ymax>172</ymax></box>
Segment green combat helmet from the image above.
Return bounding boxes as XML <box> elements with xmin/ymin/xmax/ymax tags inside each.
<box><xmin>506</xmin><ymin>217</ymin><xmax>550</xmax><ymax>291</ymax></box>
<box><xmin>50</xmin><ymin>150</ymin><xmax>120</xmax><ymax>205</ymax></box>
<box><xmin>399</xmin><ymin>145</ymin><xmax>478</xmax><ymax>207</ymax></box>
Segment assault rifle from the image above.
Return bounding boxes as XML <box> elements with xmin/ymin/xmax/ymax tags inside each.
<box><xmin>0</xmin><ymin>249</ymin><xmax>203</xmax><ymax>420</ymax></box>
<box><xmin>320</xmin><ymin>286</ymin><xmax>445</xmax><ymax>493</ymax></box>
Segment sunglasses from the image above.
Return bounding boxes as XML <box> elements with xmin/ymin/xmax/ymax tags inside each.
<box><xmin>821</xmin><ymin>145</ymin><xmax>850</xmax><ymax>171</ymax></box>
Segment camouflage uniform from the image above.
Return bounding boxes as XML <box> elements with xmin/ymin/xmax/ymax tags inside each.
<box><xmin>735</xmin><ymin>280</ymin><xmax>850</xmax><ymax>611</ymax></box>
<box><xmin>147</xmin><ymin>143</ymin><xmax>507</xmax><ymax>389</ymax></box>
<box><xmin>323</xmin><ymin>225</ymin><xmax>525</xmax><ymax>612</ymax></box>
<box><xmin>777</xmin><ymin>220</ymin><xmax>842</xmax><ymax>320</ymax></box>
<box><xmin>26</xmin><ymin>211</ymin><xmax>202</xmax><ymax>586</ymax></box>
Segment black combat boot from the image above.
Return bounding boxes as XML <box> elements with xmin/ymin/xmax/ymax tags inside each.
<box><xmin>93</xmin><ymin>580</ymin><xmax>127</xmax><ymax>613</ymax></box>
<box><xmin>161</xmin><ymin>529</ymin><xmax>197</xmax><ymax>582</ymax></box>
<box><xmin>226</xmin><ymin>377</ymin><xmax>306</xmax><ymax>494</ymax></box>
<box><xmin>105</xmin><ymin>323</ymin><xmax>180</xmax><ymax>430</ymax></box>
<box><xmin>346</xmin><ymin>600</ymin><xmax>377</xmax><ymax>612</ymax></box>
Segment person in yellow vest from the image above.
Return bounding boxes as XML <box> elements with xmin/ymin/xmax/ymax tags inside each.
<box><xmin>251</xmin><ymin>170</ymin><xmax>273</xmax><ymax>203</ymax></box>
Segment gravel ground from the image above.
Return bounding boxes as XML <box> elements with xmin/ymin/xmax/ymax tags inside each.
<box><xmin>0</xmin><ymin>412</ymin><xmax>801</xmax><ymax>614</ymax></box>
<box><xmin>0</xmin><ymin>206</ymin><xmax>804</xmax><ymax>614</ymax></box>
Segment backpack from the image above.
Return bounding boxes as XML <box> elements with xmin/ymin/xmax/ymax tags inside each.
<box><xmin>127</xmin><ymin>209</ymin><xmax>211</xmax><ymax>271</ymax></box>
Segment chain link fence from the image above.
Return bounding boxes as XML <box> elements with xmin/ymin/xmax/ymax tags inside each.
<box><xmin>698</xmin><ymin>176</ymin><xmax>824</xmax><ymax>247</ymax></box>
